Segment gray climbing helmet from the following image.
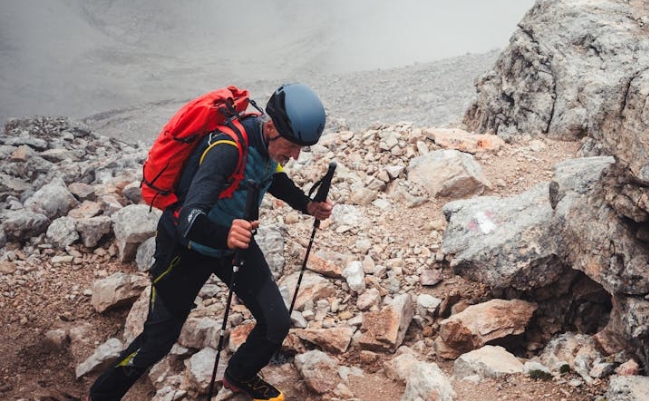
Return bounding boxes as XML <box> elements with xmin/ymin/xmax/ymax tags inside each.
<box><xmin>265</xmin><ymin>83</ymin><xmax>326</xmax><ymax>146</ymax></box>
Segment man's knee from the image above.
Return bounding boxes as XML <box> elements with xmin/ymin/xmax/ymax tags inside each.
<box><xmin>267</xmin><ymin>306</ymin><xmax>291</xmax><ymax>344</ymax></box>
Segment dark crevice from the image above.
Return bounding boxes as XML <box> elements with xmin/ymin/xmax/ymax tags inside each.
<box><xmin>514</xmin><ymin>269</ymin><xmax>613</xmax><ymax>352</ymax></box>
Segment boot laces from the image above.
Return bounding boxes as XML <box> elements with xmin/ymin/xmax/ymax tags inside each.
<box><xmin>241</xmin><ymin>374</ymin><xmax>279</xmax><ymax>397</ymax></box>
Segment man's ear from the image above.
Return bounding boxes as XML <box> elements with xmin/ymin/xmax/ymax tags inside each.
<box><xmin>262</xmin><ymin>119</ymin><xmax>274</xmax><ymax>136</ymax></box>
<box><xmin>264</xmin><ymin>119</ymin><xmax>282</xmax><ymax>142</ymax></box>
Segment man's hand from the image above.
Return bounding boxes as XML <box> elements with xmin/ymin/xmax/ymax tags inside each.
<box><xmin>307</xmin><ymin>199</ymin><xmax>333</xmax><ymax>221</ymax></box>
<box><xmin>227</xmin><ymin>219</ymin><xmax>259</xmax><ymax>250</ymax></box>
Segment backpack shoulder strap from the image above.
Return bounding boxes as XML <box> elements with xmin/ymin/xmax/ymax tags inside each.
<box><xmin>199</xmin><ymin>119</ymin><xmax>249</xmax><ymax>199</ymax></box>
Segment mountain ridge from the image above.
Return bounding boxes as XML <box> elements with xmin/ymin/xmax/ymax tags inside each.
<box><xmin>80</xmin><ymin>50</ymin><xmax>501</xmax><ymax>144</ymax></box>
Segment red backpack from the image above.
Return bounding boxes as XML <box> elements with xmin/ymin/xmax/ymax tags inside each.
<box><xmin>141</xmin><ymin>86</ymin><xmax>253</xmax><ymax>211</ymax></box>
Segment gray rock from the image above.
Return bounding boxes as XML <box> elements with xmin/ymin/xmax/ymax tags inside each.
<box><xmin>606</xmin><ymin>375</ymin><xmax>649</xmax><ymax>401</ymax></box>
<box><xmin>46</xmin><ymin>216</ymin><xmax>79</xmax><ymax>248</ymax></box>
<box><xmin>76</xmin><ymin>216</ymin><xmax>112</xmax><ymax>248</ymax></box>
<box><xmin>75</xmin><ymin>337</ymin><xmax>123</xmax><ymax>379</ymax></box>
<box><xmin>408</xmin><ymin>149</ymin><xmax>491</xmax><ymax>199</ymax></box>
<box><xmin>135</xmin><ymin>236</ymin><xmax>156</xmax><ymax>272</ymax></box>
<box><xmin>2</xmin><ymin>209</ymin><xmax>49</xmax><ymax>241</ymax></box>
<box><xmin>454</xmin><ymin>345</ymin><xmax>524</xmax><ymax>380</ymax></box>
<box><xmin>24</xmin><ymin>177</ymin><xmax>79</xmax><ymax>220</ymax></box>
<box><xmin>385</xmin><ymin>352</ymin><xmax>456</xmax><ymax>401</ymax></box>
<box><xmin>442</xmin><ymin>183</ymin><xmax>563</xmax><ymax>290</ymax></box>
<box><xmin>90</xmin><ymin>272</ymin><xmax>149</xmax><ymax>313</ymax></box>
<box><xmin>111</xmin><ymin>204</ymin><xmax>161</xmax><ymax>262</ymax></box>
<box><xmin>294</xmin><ymin>350</ymin><xmax>340</xmax><ymax>394</ymax></box>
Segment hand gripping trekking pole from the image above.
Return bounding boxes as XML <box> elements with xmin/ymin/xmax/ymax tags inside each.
<box><xmin>288</xmin><ymin>162</ymin><xmax>337</xmax><ymax>317</ymax></box>
<box><xmin>207</xmin><ymin>180</ymin><xmax>260</xmax><ymax>400</ymax></box>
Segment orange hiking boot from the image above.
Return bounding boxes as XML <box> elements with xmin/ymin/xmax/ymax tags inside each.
<box><xmin>223</xmin><ymin>370</ymin><xmax>285</xmax><ymax>401</ymax></box>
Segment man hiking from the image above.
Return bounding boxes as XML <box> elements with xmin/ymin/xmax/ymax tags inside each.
<box><xmin>87</xmin><ymin>83</ymin><xmax>333</xmax><ymax>401</ymax></box>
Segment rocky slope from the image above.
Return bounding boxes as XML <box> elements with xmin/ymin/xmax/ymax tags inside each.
<box><xmin>2</xmin><ymin>0</ymin><xmax>649</xmax><ymax>400</ymax></box>
<box><xmin>0</xmin><ymin>114</ymin><xmax>607</xmax><ymax>401</ymax></box>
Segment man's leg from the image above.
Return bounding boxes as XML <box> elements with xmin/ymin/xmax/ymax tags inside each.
<box><xmin>88</xmin><ymin>290</ymin><xmax>187</xmax><ymax>401</ymax></box>
<box><xmin>216</xmin><ymin>240</ymin><xmax>290</xmax><ymax>380</ymax></box>
<box><xmin>88</xmin><ymin>227</ymin><xmax>214</xmax><ymax>401</ymax></box>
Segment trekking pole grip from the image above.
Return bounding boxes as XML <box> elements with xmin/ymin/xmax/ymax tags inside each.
<box><xmin>313</xmin><ymin>162</ymin><xmax>336</xmax><ymax>203</ymax></box>
<box><xmin>311</xmin><ymin>162</ymin><xmax>336</xmax><ymax>228</ymax></box>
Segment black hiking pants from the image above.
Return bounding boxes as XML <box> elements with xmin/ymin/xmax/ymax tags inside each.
<box><xmin>89</xmin><ymin>225</ymin><xmax>290</xmax><ymax>401</ymax></box>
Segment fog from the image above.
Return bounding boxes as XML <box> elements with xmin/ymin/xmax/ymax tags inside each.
<box><xmin>0</xmin><ymin>0</ymin><xmax>534</xmax><ymax>125</ymax></box>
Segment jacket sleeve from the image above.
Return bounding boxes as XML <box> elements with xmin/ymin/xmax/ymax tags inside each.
<box><xmin>176</xmin><ymin>140</ymin><xmax>239</xmax><ymax>249</ymax></box>
<box><xmin>268</xmin><ymin>170</ymin><xmax>311</xmax><ymax>214</ymax></box>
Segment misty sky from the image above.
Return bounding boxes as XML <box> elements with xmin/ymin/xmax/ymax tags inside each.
<box><xmin>314</xmin><ymin>0</ymin><xmax>536</xmax><ymax>72</ymax></box>
<box><xmin>0</xmin><ymin>0</ymin><xmax>535</xmax><ymax>122</ymax></box>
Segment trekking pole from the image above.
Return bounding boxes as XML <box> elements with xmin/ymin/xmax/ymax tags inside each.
<box><xmin>207</xmin><ymin>180</ymin><xmax>260</xmax><ymax>400</ymax></box>
<box><xmin>288</xmin><ymin>161</ymin><xmax>337</xmax><ymax>317</ymax></box>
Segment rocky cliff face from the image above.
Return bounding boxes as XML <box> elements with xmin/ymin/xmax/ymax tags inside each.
<box><xmin>460</xmin><ymin>0</ymin><xmax>649</xmax><ymax>368</ymax></box>
<box><xmin>464</xmin><ymin>0</ymin><xmax>649</xmax><ymax>143</ymax></box>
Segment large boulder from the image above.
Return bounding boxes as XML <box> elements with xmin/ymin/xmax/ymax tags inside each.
<box><xmin>464</xmin><ymin>0</ymin><xmax>649</xmax><ymax>143</ymax></box>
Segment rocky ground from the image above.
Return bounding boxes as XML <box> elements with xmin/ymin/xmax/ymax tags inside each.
<box><xmin>0</xmin><ymin>52</ymin><xmax>617</xmax><ymax>401</ymax></box>
<box><xmin>0</xmin><ymin>129</ymin><xmax>606</xmax><ymax>401</ymax></box>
